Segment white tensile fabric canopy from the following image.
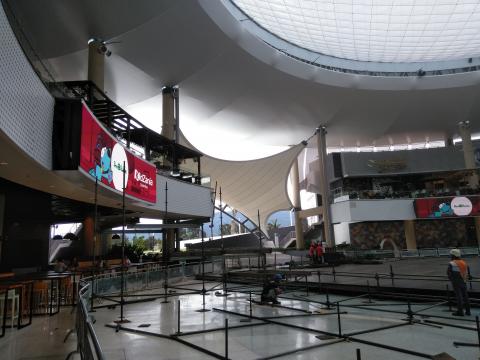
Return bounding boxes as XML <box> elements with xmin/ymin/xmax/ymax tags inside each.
<box><xmin>180</xmin><ymin>132</ymin><xmax>305</xmax><ymax>231</ymax></box>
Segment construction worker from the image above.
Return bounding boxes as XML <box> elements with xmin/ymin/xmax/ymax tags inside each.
<box><xmin>447</xmin><ymin>248</ymin><xmax>471</xmax><ymax>316</ymax></box>
<box><xmin>261</xmin><ymin>274</ymin><xmax>283</xmax><ymax>305</ymax></box>
<box><xmin>309</xmin><ymin>242</ymin><xmax>316</xmax><ymax>264</ymax></box>
<box><xmin>316</xmin><ymin>242</ymin><xmax>324</xmax><ymax>264</ymax></box>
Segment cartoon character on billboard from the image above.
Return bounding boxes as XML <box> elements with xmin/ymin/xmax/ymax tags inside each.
<box><xmin>430</xmin><ymin>202</ymin><xmax>453</xmax><ymax>218</ymax></box>
<box><xmin>88</xmin><ymin>134</ymin><xmax>113</xmax><ymax>184</ymax></box>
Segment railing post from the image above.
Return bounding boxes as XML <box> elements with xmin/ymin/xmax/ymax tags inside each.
<box><xmin>225</xmin><ymin>318</ymin><xmax>229</xmax><ymax>360</ymax></box>
<box><xmin>476</xmin><ymin>316</ymin><xmax>480</xmax><ymax>348</ymax></box>
<box><xmin>390</xmin><ymin>264</ymin><xmax>394</xmax><ymax>287</ymax></box>
<box><xmin>162</xmin><ymin>265</ymin><xmax>169</xmax><ymax>304</ymax></box>
<box><xmin>356</xmin><ymin>348</ymin><xmax>362</xmax><ymax>360</ymax></box>
<box><xmin>367</xmin><ymin>280</ymin><xmax>373</xmax><ymax>303</ymax></box>
<box><xmin>336</xmin><ymin>302</ymin><xmax>342</xmax><ymax>337</ymax></box>
<box><xmin>176</xmin><ymin>299</ymin><xmax>182</xmax><ymax>335</ymax></box>
<box><xmin>325</xmin><ymin>286</ymin><xmax>331</xmax><ymax>309</ymax></box>
<box><xmin>407</xmin><ymin>298</ymin><xmax>413</xmax><ymax>324</ymax></box>
<box><xmin>446</xmin><ymin>284</ymin><xmax>452</xmax><ymax>312</ymax></box>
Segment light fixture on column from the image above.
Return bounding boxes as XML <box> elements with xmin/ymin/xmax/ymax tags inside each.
<box><xmin>315</xmin><ymin>125</ymin><xmax>327</xmax><ymax>134</ymax></box>
<box><xmin>88</xmin><ymin>38</ymin><xmax>112</xmax><ymax>57</ymax></box>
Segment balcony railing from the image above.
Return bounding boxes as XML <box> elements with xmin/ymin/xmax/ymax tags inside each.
<box><xmin>56</xmin><ymin>80</ymin><xmax>204</xmax><ymax>184</ymax></box>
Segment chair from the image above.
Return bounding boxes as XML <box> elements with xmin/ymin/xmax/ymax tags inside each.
<box><xmin>33</xmin><ymin>281</ymin><xmax>49</xmax><ymax>314</ymax></box>
<box><xmin>60</xmin><ymin>276</ymin><xmax>73</xmax><ymax>305</ymax></box>
<box><xmin>0</xmin><ymin>286</ymin><xmax>20</xmax><ymax>328</ymax></box>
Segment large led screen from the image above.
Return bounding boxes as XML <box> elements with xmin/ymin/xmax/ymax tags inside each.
<box><xmin>79</xmin><ymin>104</ymin><xmax>157</xmax><ymax>203</ymax></box>
<box><xmin>414</xmin><ymin>196</ymin><xmax>480</xmax><ymax>219</ymax></box>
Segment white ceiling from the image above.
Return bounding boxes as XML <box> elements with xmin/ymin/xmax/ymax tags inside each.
<box><xmin>7</xmin><ymin>0</ymin><xmax>480</xmax><ymax>161</ymax></box>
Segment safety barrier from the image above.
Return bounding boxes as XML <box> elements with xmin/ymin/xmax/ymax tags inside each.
<box><xmin>68</xmin><ymin>259</ymin><xmax>223</xmax><ymax>359</ymax></box>
<box><xmin>66</xmin><ymin>280</ymin><xmax>104</xmax><ymax>360</ymax></box>
<box><xmin>90</xmin><ymin>260</ymin><xmax>223</xmax><ymax>297</ymax></box>
<box><xmin>342</xmin><ymin>246</ymin><xmax>480</xmax><ymax>259</ymax></box>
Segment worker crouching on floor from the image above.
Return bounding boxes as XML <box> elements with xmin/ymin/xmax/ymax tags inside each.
<box><xmin>447</xmin><ymin>248</ymin><xmax>471</xmax><ymax>316</ymax></box>
<box><xmin>261</xmin><ymin>274</ymin><xmax>283</xmax><ymax>305</ymax></box>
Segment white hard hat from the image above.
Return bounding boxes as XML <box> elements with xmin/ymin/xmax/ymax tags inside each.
<box><xmin>450</xmin><ymin>249</ymin><xmax>461</xmax><ymax>258</ymax></box>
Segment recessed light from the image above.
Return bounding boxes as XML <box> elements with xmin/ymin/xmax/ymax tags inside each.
<box><xmin>49</xmin><ymin>185</ymin><xmax>55</xmax><ymax>188</ymax></box>
<box><xmin>0</xmin><ymin>161</ymin><xmax>8</xmax><ymax>165</ymax></box>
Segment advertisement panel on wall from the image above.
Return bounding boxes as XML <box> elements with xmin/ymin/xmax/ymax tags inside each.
<box><xmin>79</xmin><ymin>104</ymin><xmax>157</xmax><ymax>203</ymax></box>
<box><xmin>414</xmin><ymin>196</ymin><xmax>480</xmax><ymax>218</ymax></box>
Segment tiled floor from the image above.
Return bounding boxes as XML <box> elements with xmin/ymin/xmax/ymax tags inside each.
<box><xmin>0</xmin><ymin>307</ymin><xmax>77</xmax><ymax>360</ymax></box>
<box><xmin>2</xmin><ymin>269</ymin><xmax>480</xmax><ymax>359</ymax></box>
<box><xmin>92</xmin><ymin>280</ymin><xmax>480</xmax><ymax>359</ymax></box>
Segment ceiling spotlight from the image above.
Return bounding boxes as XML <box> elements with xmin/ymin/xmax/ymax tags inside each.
<box><xmin>98</xmin><ymin>44</ymin><xmax>112</xmax><ymax>57</ymax></box>
<box><xmin>88</xmin><ymin>38</ymin><xmax>100</xmax><ymax>45</ymax></box>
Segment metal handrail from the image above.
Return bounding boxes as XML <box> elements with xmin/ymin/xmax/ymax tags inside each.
<box><xmin>67</xmin><ymin>280</ymin><xmax>105</xmax><ymax>360</ymax></box>
<box><xmin>69</xmin><ymin>260</ymin><xmax>224</xmax><ymax>360</ymax></box>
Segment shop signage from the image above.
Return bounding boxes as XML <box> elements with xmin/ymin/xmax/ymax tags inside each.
<box><xmin>367</xmin><ymin>159</ymin><xmax>407</xmax><ymax>173</ymax></box>
<box><xmin>414</xmin><ymin>196</ymin><xmax>480</xmax><ymax>218</ymax></box>
<box><xmin>79</xmin><ymin>104</ymin><xmax>157</xmax><ymax>203</ymax></box>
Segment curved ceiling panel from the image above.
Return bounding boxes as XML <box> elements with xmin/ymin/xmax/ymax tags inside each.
<box><xmin>7</xmin><ymin>0</ymin><xmax>480</xmax><ymax>156</ymax></box>
<box><xmin>6</xmin><ymin>0</ymin><xmax>177</xmax><ymax>58</ymax></box>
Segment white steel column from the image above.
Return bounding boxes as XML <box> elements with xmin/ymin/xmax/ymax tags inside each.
<box><xmin>458</xmin><ymin>121</ymin><xmax>479</xmax><ymax>188</ymax></box>
<box><xmin>316</xmin><ymin>126</ymin><xmax>334</xmax><ymax>248</ymax></box>
<box><xmin>162</xmin><ymin>86</ymin><xmax>176</xmax><ymax>140</ymax></box>
<box><xmin>291</xmin><ymin>158</ymin><xmax>304</xmax><ymax>249</ymax></box>
<box><xmin>162</xmin><ymin>86</ymin><xmax>177</xmax><ymax>253</ymax></box>
<box><xmin>87</xmin><ymin>39</ymin><xmax>105</xmax><ymax>90</ymax></box>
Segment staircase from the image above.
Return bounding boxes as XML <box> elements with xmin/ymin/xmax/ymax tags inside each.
<box><xmin>49</xmin><ymin>223</ymin><xmax>82</xmax><ymax>262</ymax></box>
<box><xmin>279</xmin><ymin>230</ymin><xmax>297</xmax><ymax>249</ymax></box>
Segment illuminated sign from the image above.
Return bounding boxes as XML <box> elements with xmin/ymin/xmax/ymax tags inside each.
<box><xmin>79</xmin><ymin>104</ymin><xmax>157</xmax><ymax>203</ymax></box>
<box><xmin>414</xmin><ymin>196</ymin><xmax>480</xmax><ymax>218</ymax></box>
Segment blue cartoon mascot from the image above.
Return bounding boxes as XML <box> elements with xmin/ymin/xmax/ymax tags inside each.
<box><xmin>89</xmin><ymin>135</ymin><xmax>113</xmax><ymax>183</ymax></box>
<box><xmin>431</xmin><ymin>202</ymin><xmax>453</xmax><ymax>218</ymax></box>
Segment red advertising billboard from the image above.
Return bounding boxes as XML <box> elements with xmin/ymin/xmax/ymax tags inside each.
<box><xmin>79</xmin><ymin>104</ymin><xmax>157</xmax><ymax>203</ymax></box>
<box><xmin>414</xmin><ymin>196</ymin><xmax>480</xmax><ymax>218</ymax></box>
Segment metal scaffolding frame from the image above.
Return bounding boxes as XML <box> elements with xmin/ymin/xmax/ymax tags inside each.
<box><xmin>101</xmin><ymin>256</ymin><xmax>480</xmax><ymax>359</ymax></box>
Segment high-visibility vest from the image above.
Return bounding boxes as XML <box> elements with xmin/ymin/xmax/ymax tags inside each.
<box><xmin>450</xmin><ymin>259</ymin><xmax>467</xmax><ymax>281</ymax></box>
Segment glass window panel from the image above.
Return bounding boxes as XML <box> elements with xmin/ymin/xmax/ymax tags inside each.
<box><xmin>233</xmin><ymin>0</ymin><xmax>480</xmax><ymax>62</ymax></box>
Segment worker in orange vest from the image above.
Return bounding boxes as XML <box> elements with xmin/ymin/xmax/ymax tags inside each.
<box><xmin>447</xmin><ymin>248</ymin><xmax>471</xmax><ymax>316</ymax></box>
